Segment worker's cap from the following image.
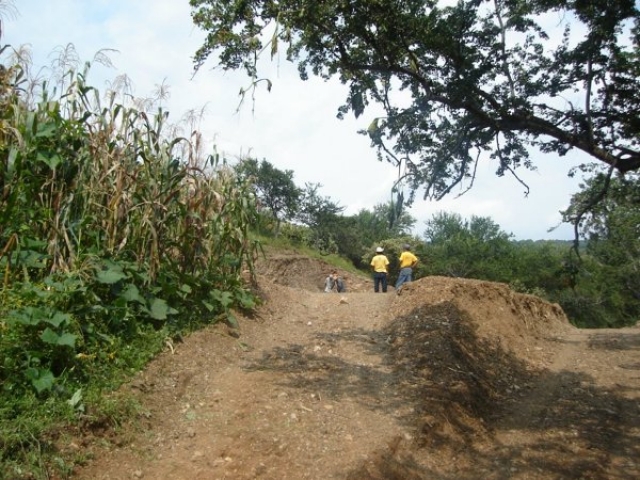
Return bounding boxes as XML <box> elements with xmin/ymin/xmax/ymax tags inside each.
<box><xmin>376</xmin><ymin>246</ymin><xmax>384</xmax><ymax>253</ymax></box>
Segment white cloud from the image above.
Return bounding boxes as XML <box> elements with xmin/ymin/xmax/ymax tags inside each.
<box><xmin>4</xmin><ymin>0</ymin><xmax>585</xmax><ymax>241</ymax></box>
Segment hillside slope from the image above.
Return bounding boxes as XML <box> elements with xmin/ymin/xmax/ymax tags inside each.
<box><xmin>71</xmin><ymin>253</ymin><xmax>640</xmax><ymax>479</ymax></box>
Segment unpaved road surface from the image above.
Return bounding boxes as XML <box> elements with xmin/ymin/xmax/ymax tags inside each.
<box><xmin>70</xmin><ymin>256</ymin><xmax>640</xmax><ymax>480</ymax></box>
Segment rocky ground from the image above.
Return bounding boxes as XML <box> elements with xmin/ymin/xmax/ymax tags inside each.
<box><xmin>67</xmin><ymin>252</ymin><xmax>640</xmax><ymax>480</ymax></box>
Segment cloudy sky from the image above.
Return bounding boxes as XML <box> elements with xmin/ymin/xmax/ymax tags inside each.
<box><xmin>4</xmin><ymin>0</ymin><xmax>587</xmax><ymax>240</ymax></box>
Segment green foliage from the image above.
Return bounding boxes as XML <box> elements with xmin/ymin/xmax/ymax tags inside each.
<box><xmin>294</xmin><ymin>182</ymin><xmax>345</xmax><ymax>255</ymax></box>
<box><xmin>560</xmin><ymin>170</ymin><xmax>640</xmax><ymax>326</ymax></box>
<box><xmin>0</xmin><ymin>40</ymin><xmax>261</xmax><ymax>477</ymax></box>
<box><xmin>351</xmin><ymin>201</ymin><xmax>416</xmax><ymax>252</ymax></box>
<box><xmin>296</xmin><ymin>183</ymin><xmax>345</xmax><ymax>228</ymax></box>
<box><xmin>336</xmin><ymin>201</ymin><xmax>416</xmax><ymax>269</ymax></box>
<box><xmin>234</xmin><ymin>157</ymin><xmax>301</xmax><ymax>235</ymax></box>
<box><xmin>508</xmin><ymin>241</ymin><xmax>576</xmax><ymax>296</ymax></box>
<box><xmin>190</xmin><ymin>0</ymin><xmax>640</xmax><ymax>217</ymax></box>
<box><xmin>422</xmin><ymin>212</ymin><xmax>515</xmax><ymax>282</ymax></box>
<box><xmin>231</xmin><ymin>151</ymin><xmax>417</xmax><ymax>267</ymax></box>
<box><xmin>418</xmin><ymin>206</ymin><xmax>638</xmax><ymax>328</ymax></box>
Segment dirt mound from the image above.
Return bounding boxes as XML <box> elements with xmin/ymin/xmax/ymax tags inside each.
<box><xmin>395</xmin><ymin>276</ymin><xmax>570</xmax><ymax>358</ymax></box>
<box><xmin>345</xmin><ymin>276</ymin><xmax>573</xmax><ymax>479</ymax></box>
<box><xmin>70</xmin><ymin>253</ymin><xmax>640</xmax><ymax>480</ymax></box>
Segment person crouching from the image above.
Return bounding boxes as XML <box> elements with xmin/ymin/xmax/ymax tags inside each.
<box><xmin>324</xmin><ymin>270</ymin><xmax>345</xmax><ymax>293</ymax></box>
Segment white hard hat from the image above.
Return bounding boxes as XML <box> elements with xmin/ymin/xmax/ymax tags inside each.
<box><xmin>376</xmin><ymin>246</ymin><xmax>384</xmax><ymax>253</ymax></box>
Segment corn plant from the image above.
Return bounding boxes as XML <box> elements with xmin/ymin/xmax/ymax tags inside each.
<box><xmin>0</xmin><ymin>36</ymin><xmax>261</xmax><ymax>477</ymax></box>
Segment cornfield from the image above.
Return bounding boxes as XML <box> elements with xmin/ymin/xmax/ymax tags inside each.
<box><xmin>0</xmin><ymin>42</ymin><xmax>260</xmax><ymax>397</ymax></box>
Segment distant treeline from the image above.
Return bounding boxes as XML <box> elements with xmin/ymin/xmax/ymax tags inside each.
<box><xmin>239</xmin><ymin>157</ymin><xmax>639</xmax><ymax>330</ymax></box>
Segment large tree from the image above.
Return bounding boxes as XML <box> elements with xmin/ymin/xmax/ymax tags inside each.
<box><xmin>351</xmin><ymin>201</ymin><xmax>416</xmax><ymax>247</ymax></box>
<box><xmin>234</xmin><ymin>158</ymin><xmax>301</xmax><ymax>234</ymax></box>
<box><xmin>190</xmin><ymin>0</ymin><xmax>640</xmax><ymax>208</ymax></box>
<box><xmin>562</xmin><ymin>169</ymin><xmax>640</xmax><ymax>324</ymax></box>
<box><xmin>294</xmin><ymin>182</ymin><xmax>345</xmax><ymax>253</ymax></box>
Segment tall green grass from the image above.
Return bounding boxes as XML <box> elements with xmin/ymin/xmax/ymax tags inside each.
<box><xmin>0</xmin><ymin>42</ymin><xmax>260</xmax><ymax>478</ymax></box>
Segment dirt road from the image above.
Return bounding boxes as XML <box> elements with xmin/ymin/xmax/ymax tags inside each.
<box><xmin>71</xmin><ymin>263</ymin><xmax>640</xmax><ymax>480</ymax></box>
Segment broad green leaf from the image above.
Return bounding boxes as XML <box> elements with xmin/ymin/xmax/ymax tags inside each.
<box><xmin>19</xmin><ymin>250</ymin><xmax>48</xmax><ymax>269</ymax></box>
<box><xmin>97</xmin><ymin>331</ymin><xmax>114</xmax><ymax>344</ymax></box>
<box><xmin>8</xmin><ymin>307</ymin><xmax>43</xmax><ymax>326</ymax></box>
<box><xmin>37</xmin><ymin>152</ymin><xmax>62</xmax><ymax>170</ymax></box>
<box><xmin>96</xmin><ymin>267</ymin><xmax>127</xmax><ymax>284</ymax></box>
<box><xmin>41</xmin><ymin>328</ymin><xmax>77</xmax><ymax>347</ymax></box>
<box><xmin>149</xmin><ymin>298</ymin><xmax>169</xmax><ymax>320</ymax></box>
<box><xmin>40</xmin><ymin>328</ymin><xmax>59</xmax><ymax>344</ymax></box>
<box><xmin>45</xmin><ymin>312</ymin><xmax>72</xmax><ymax>328</ymax></box>
<box><xmin>56</xmin><ymin>332</ymin><xmax>77</xmax><ymax>347</ymax></box>
<box><xmin>32</xmin><ymin>370</ymin><xmax>55</xmax><ymax>393</ymax></box>
<box><xmin>120</xmin><ymin>284</ymin><xmax>145</xmax><ymax>304</ymax></box>
<box><xmin>203</xmin><ymin>301</ymin><xmax>214</xmax><ymax>312</ymax></box>
<box><xmin>35</xmin><ymin>122</ymin><xmax>56</xmax><ymax>138</ymax></box>
<box><xmin>211</xmin><ymin>289</ymin><xmax>233</xmax><ymax>309</ymax></box>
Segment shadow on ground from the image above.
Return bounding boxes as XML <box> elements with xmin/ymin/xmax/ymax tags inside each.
<box><xmin>245</xmin><ymin>302</ymin><xmax>640</xmax><ymax>479</ymax></box>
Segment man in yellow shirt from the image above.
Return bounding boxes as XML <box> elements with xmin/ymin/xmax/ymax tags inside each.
<box><xmin>370</xmin><ymin>246</ymin><xmax>390</xmax><ymax>293</ymax></box>
<box><xmin>395</xmin><ymin>244</ymin><xmax>418</xmax><ymax>293</ymax></box>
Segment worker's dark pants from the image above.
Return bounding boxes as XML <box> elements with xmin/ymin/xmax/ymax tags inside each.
<box><xmin>373</xmin><ymin>272</ymin><xmax>387</xmax><ymax>293</ymax></box>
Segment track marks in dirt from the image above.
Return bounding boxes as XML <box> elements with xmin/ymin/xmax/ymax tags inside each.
<box><xmin>71</xmin><ymin>272</ymin><xmax>640</xmax><ymax>480</ymax></box>
<box><xmin>480</xmin><ymin>329</ymin><xmax>640</xmax><ymax>480</ymax></box>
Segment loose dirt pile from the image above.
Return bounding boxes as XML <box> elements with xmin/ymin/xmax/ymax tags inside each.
<box><xmin>68</xmin><ymin>253</ymin><xmax>640</xmax><ymax>480</ymax></box>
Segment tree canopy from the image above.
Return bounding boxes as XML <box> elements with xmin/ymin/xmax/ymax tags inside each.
<box><xmin>423</xmin><ymin>211</ymin><xmax>514</xmax><ymax>279</ymax></box>
<box><xmin>562</xmin><ymin>170</ymin><xmax>640</xmax><ymax>321</ymax></box>
<box><xmin>235</xmin><ymin>157</ymin><xmax>301</xmax><ymax>233</ymax></box>
<box><xmin>190</xmin><ymin>0</ymin><xmax>640</xmax><ymax>206</ymax></box>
